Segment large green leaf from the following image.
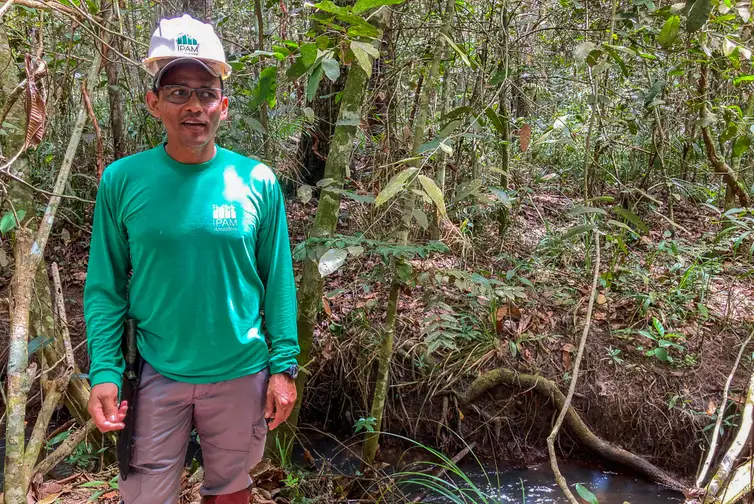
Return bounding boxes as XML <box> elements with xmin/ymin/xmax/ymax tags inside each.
<box><xmin>312</xmin><ymin>0</ymin><xmax>348</xmax><ymax>16</ymax></box>
<box><xmin>658</xmin><ymin>15</ymin><xmax>680</xmax><ymax>48</ymax></box>
<box><xmin>686</xmin><ymin>0</ymin><xmax>711</xmax><ymax>32</ymax></box>
<box><xmin>249</xmin><ymin>66</ymin><xmax>277</xmax><ymax>110</ymax></box>
<box><xmin>734</xmin><ymin>135</ymin><xmax>751</xmax><ymax>157</ymax></box>
<box><xmin>322</xmin><ymin>57</ymin><xmax>341</xmax><ymax>82</ymax></box>
<box><xmin>307</xmin><ymin>63</ymin><xmax>325</xmax><ymax>102</ymax></box>
<box><xmin>350</xmin><ymin>41</ymin><xmax>374</xmax><ymax>78</ymax></box>
<box><xmin>563</xmin><ymin>224</ymin><xmax>596</xmax><ymax>239</ymax></box>
<box><xmin>418</xmin><ymin>175</ymin><xmax>446</xmax><ymax>216</ymax></box>
<box><xmin>575</xmin><ymin>484</ymin><xmax>599</xmax><ymax>504</ymax></box>
<box><xmin>300</xmin><ymin>43</ymin><xmax>318</xmax><ymax>68</ymax></box>
<box><xmin>0</xmin><ymin>209</ymin><xmax>25</xmax><ymax>235</ymax></box>
<box><xmin>485</xmin><ymin>108</ymin><xmax>505</xmax><ymax>135</ymax></box>
<box><xmin>353</xmin><ymin>0</ymin><xmax>405</xmax><ymax>14</ymax></box>
<box><xmin>375</xmin><ymin>167</ymin><xmax>417</xmax><ymax>207</ymax></box>
<box><xmin>612</xmin><ymin>206</ymin><xmax>648</xmax><ymax>233</ymax></box>
<box><xmin>440</xmin><ymin>33</ymin><xmax>471</xmax><ymax>67</ymax></box>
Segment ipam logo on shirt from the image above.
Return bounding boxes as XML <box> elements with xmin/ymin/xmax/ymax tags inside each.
<box><xmin>213</xmin><ymin>204</ymin><xmax>237</xmax><ymax>232</ymax></box>
<box><xmin>176</xmin><ymin>33</ymin><xmax>199</xmax><ymax>55</ymax></box>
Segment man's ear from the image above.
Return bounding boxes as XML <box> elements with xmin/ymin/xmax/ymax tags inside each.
<box><xmin>219</xmin><ymin>95</ymin><xmax>229</xmax><ymax>121</ymax></box>
<box><xmin>145</xmin><ymin>89</ymin><xmax>161</xmax><ymax>119</ymax></box>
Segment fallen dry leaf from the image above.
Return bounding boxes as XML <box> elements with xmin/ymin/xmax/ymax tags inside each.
<box><xmin>597</xmin><ymin>293</ymin><xmax>607</xmax><ymax>305</ymax></box>
<box><xmin>322</xmin><ymin>296</ymin><xmax>332</xmax><ymax>317</ymax></box>
<box><xmin>706</xmin><ymin>400</ymin><xmax>717</xmax><ymax>416</ymax></box>
<box><xmin>35</xmin><ymin>493</ymin><xmax>61</xmax><ymax>504</ymax></box>
<box><xmin>562</xmin><ymin>343</ymin><xmax>576</xmax><ymax>371</ymax></box>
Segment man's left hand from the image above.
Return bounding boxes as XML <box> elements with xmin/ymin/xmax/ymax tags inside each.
<box><xmin>265</xmin><ymin>373</ymin><xmax>297</xmax><ymax>430</ymax></box>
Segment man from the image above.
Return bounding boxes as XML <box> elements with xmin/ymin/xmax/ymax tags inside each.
<box><xmin>83</xmin><ymin>14</ymin><xmax>300</xmax><ymax>504</ymax></box>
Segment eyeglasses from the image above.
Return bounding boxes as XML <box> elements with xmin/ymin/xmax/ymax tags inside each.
<box><xmin>158</xmin><ymin>85</ymin><xmax>223</xmax><ymax>106</ymax></box>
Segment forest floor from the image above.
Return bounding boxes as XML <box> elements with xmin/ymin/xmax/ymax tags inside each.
<box><xmin>1</xmin><ymin>182</ymin><xmax>753</xmax><ymax>503</ymax></box>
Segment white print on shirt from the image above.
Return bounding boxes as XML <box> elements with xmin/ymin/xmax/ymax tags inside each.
<box><xmin>213</xmin><ymin>204</ymin><xmax>238</xmax><ymax>232</ymax></box>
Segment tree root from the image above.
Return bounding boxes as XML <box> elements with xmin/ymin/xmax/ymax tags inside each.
<box><xmin>458</xmin><ymin>367</ymin><xmax>685</xmax><ymax>491</ymax></box>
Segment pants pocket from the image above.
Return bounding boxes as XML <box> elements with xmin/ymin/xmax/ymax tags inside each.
<box><xmin>248</xmin><ymin>415</ymin><xmax>268</xmax><ymax>470</ymax></box>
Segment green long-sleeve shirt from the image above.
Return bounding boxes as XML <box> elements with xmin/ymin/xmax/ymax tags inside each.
<box><xmin>84</xmin><ymin>143</ymin><xmax>300</xmax><ymax>390</ymax></box>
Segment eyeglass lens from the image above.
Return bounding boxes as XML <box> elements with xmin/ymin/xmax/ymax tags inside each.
<box><xmin>162</xmin><ymin>85</ymin><xmax>221</xmax><ymax>105</ymax></box>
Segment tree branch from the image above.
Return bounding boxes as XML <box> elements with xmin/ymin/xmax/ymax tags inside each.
<box><xmin>33</xmin><ymin>420</ymin><xmax>96</xmax><ymax>478</ymax></box>
<box><xmin>547</xmin><ymin>230</ymin><xmax>601</xmax><ymax>504</ymax></box>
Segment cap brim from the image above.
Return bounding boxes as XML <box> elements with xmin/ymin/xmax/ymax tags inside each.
<box><xmin>152</xmin><ymin>57</ymin><xmax>221</xmax><ymax>88</ymax></box>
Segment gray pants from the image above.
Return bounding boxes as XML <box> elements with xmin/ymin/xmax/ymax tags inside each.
<box><xmin>119</xmin><ymin>362</ymin><xmax>269</xmax><ymax>504</ymax></box>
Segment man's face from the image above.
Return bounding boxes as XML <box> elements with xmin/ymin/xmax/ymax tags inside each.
<box><xmin>146</xmin><ymin>62</ymin><xmax>229</xmax><ymax>150</ymax></box>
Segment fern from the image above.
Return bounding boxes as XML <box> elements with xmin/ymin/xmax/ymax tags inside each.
<box><xmin>421</xmin><ymin>299</ymin><xmax>482</xmax><ymax>355</ymax></box>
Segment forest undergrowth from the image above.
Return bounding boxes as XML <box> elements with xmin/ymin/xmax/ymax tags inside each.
<box><xmin>2</xmin><ymin>170</ymin><xmax>751</xmax><ymax>504</ymax></box>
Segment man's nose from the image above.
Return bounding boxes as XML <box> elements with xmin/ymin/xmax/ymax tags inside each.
<box><xmin>183</xmin><ymin>91</ymin><xmax>204</xmax><ymax>112</ymax></box>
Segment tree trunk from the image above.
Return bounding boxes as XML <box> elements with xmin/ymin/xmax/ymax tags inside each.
<box><xmin>497</xmin><ymin>2</ymin><xmax>511</xmax><ymax>237</ymax></box>
<box><xmin>104</xmin><ymin>14</ymin><xmax>126</xmax><ymax>161</ymax></box>
<box><xmin>3</xmin><ymin>36</ymin><xmax>107</xmax><ymax>504</ymax></box>
<box><xmin>254</xmin><ymin>0</ymin><xmax>271</xmax><ymax>161</ymax></box>
<box><xmin>699</xmin><ymin>64</ymin><xmax>750</xmax><ymax>208</ymax></box>
<box><xmin>360</xmin><ymin>0</ymin><xmax>455</xmax><ymax>469</ymax></box>
<box><xmin>264</xmin><ymin>7</ymin><xmax>391</xmax><ymax>460</ymax></box>
<box><xmin>430</xmin><ymin>71</ymin><xmax>451</xmax><ymax>240</ymax></box>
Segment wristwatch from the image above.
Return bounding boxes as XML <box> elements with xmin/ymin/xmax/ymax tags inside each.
<box><xmin>282</xmin><ymin>364</ymin><xmax>299</xmax><ymax>380</ymax></box>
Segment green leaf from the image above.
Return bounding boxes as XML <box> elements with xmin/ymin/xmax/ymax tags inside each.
<box><xmin>654</xmin><ymin>347</ymin><xmax>669</xmax><ymax>362</ymax></box>
<box><xmin>604</xmin><ymin>46</ymin><xmax>629</xmax><ymax>76</ymax></box>
<box><xmin>307</xmin><ymin>63</ymin><xmax>325</xmax><ymax>102</ymax></box>
<box><xmin>351</xmin><ymin>40</ymin><xmax>380</xmax><ymax>59</ymax></box>
<box><xmin>653</xmin><ymin>317</ymin><xmax>665</xmax><ymax>337</ymax></box>
<box><xmin>734</xmin><ymin>135</ymin><xmax>751</xmax><ymax>157</ymax></box>
<box><xmin>439</xmin><ymin>120</ymin><xmax>461</xmax><ymax>138</ymax></box>
<box><xmin>80</xmin><ymin>481</ymin><xmax>107</xmax><ymax>488</ymax></box>
<box><xmin>350</xmin><ymin>41</ymin><xmax>374</xmax><ymax>78</ymax></box>
<box><xmin>734</xmin><ymin>75</ymin><xmax>754</xmax><ymax>85</ymax></box>
<box><xmin>658</xmin><ymin>15</ymin><xmax>680</xmax><ymax>48</ymax></box>
<box><xmin>412</xmin><ymin>208</ymin><xmax>429</xmax><ymax>230</ymax></box>
<box><xmin>607</xmin><ymin>219</ymin><xmax>639</xmax><ymax>236</ymax></box>
<box><xmin>312</xmin><ymin>0</ymin><xmax>348</xmax><ymax>16</ymax></box>
<box><xmin>563</xmin><ymin>224</ymin><xmax>596</xmax><ymax>239</ymax></box>
<box><xmin>440</xmin><ymin>33</ymin><xmax>471</xmax><ymax>67</ymax></box>
<box><xmin>490</xmin><ymin>187</ymin><xmax>511</xmax><ymax>208</ymax></box>
<box><xmin>574</xmin><ymin>41</ymin><xmax>597</xmax><ymax>62</ymax></box>
<box><xmin>250</xmin><ymin>66</ymin><xmax>277</xmax><ymax>110</ymax></box>
<box><xmin>375</xmin><ymin>168</ymin><xmax>417</xmax><ymax>207</ymax></box>
<box><xmin>440</xmin><ymin>106</ymin><xmax>474</xmax><ymax>123</ymax></box>
<box><xmin>300</xmin><ymin>43</ymin><xmax>318</xmax><ymax>68</ymax></box>
<box><xmin>353</xmin><ymin>0</ymin><xmax>405</xmax><ymax>14</ymax></box>
<box><xmin>569</xmin><ymin>205</ymin><xmax>608</xmax><ymax>216</ymax></box>
<box><xmin>0</xmin><ymin>209</ymin><xmax>25</xmax><ymax>235</ymax></box>
<box><xmin>286</xmin><ymin>57</ymin><xmax>309</xmax><ymax>80</ymax></box>
<box><xmin>485</xmin><ymin>108</ymin><xmax>505</xmax><ymax>134</ymax></box>
<box><xmin>612</xmin><ymin>207</ymin><xmax>648</xmax><ymax>233</ymax></box>
<box><xmin>418</xmin><ymin>175</ymin><xmax>446</xmax><ymax>216</ymax></box>
<box><xmin>686</xmin><ymin>0</ymin><xmax>711</xmax><ymax>32</ymax></box>
<box><xmin>321</xmin><ymin>58</ymin><xmax>341</xmax><ymax>82</ymax></box>
<box><xmin>575</xmin><ymin>484</ymin><xmax>599</xmax><ymax>504</ymax></box>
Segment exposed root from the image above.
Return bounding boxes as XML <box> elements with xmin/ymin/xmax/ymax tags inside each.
<box><xmin>458</xmin><ymin>367</ymin><xmax>685</xmax><ymax>491</ymax></box>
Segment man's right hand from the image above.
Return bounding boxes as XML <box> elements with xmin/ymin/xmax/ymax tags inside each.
<box><xmin>88</xmin><ymin>383</ymin><xmax>128</xmax><ymax>433</ymax></box>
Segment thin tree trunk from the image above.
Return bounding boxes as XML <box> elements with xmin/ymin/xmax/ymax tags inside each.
<box><xmin>4</xmin><ymin>37</ymin><xmax>106</xmax><ymax>504</ymax></box>
<box><xmin>497</xmin><ymin>2</ymin><xmax>510</xmax><ymax>237</ymax></box>
<box><xmin>105</xmin><ymin>22</ymin><xmax>126</xmax><ymax>160</ymax></box>
<box><xmin>725</xmin><ymin>91</ymin><xmax>754</xmax><ymax>210</ymax></box>
<box><xmin>699</xmin><ymin>64</ymin><xmax>750</xmax><ymax>208</ymax></box>
<box><xmin>360</xmin><ymin>0</ymin><xmax>455</xmax><ymax>469</ymax></box>
<box><xmin>264</xmin><ymin>7</ymin><xmax>391</xmax><ymax>459</ymax></box>
<box><xmin>254</xmin><ymin>0</ymin><xmax>271</xmax><ymax>160</ymax></box>
<box><xmin>430</xmin><ymin>71</ymin><xmax>451</xmax><ymax>240</ymax></box>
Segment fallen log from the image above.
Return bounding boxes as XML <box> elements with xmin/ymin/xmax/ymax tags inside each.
<box><xmin>458</xmin><ymin>367</ymin><xmax>684</xmax><ymax>491</ymax></box>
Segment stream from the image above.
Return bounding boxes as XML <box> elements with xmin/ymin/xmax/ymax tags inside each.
<box><xmin>292</xmin><ymin>437</ymin><xmax>685</xmax><ymax>504</ymax></box>
<box><xmin>0</xmin><ymin>434</ymin><xmax>686</xmax><ymax>503</ymax></box>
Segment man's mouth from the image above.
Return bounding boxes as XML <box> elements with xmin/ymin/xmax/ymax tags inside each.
<box><xmin>182</xmin><ymin>120</ymin><xmax>207</xmax><ymax>131</ymax></box>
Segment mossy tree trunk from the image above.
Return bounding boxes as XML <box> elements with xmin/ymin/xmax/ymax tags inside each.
<box><xmin>264</xmin><ymin>7</ymin><xmax>391</xmax><ymax>460</ymax></box>
<box><xmin>360</xmin><ymin>0</ymin><xmax>456</xmax><ymax>469</ymax></box>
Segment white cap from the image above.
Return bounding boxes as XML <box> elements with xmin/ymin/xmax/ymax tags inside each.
<box><xmin>142</xmin><ymin>14</ymin><xmax>232</xmax><ymax>87</ymax></box>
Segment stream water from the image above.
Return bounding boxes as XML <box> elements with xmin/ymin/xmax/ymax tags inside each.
<box><xmin>0</xmin><ymin>434</ymin><xmax>685</xmax><ymax>503</ymax></box>
<box><xmin>292</xmin><ymin>437</ymin><xmax>685</xmax><ymax>504</ymax></box>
